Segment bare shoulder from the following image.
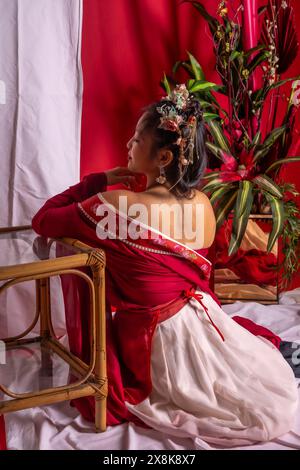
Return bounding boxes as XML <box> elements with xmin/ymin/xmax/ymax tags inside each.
<box><xmin>99</xmin><ymin>189</ymin><xmax>139</xmax><ymax>209</ymax></box>
<box><xmin>195</xmin><ymin>190</ymin><xmax>216</xmax><ymax>221</ymax></box>
<box><xmin>194</xmin><ymin>189</ymin><xmax>209</xmax><ymax>200</ymax></box>
<box><xmin>194</xmin><ymin>190</ymin><xmax>214</xmax><ymax>207</ymax></box>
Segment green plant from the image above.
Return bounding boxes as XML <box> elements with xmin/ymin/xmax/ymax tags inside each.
<box><xmin>161</xmin><ymin>0</ymin><xmax>300</xmax><ymax>287</ymax></box>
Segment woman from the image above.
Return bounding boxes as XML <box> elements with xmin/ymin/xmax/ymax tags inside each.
<box><xmin>32</xmin><ymin>85</ymin><xmax>298</xmax><ymax>447</ymax></box>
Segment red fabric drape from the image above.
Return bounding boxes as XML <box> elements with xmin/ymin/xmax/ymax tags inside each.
<box><xmin>0</xmin><ymin>416</ymin><xmax>6</xmax><ymax>450</ymax></box>
<box><xmin>32</xmin><ymin>172</ymin><xmax>282</xmax><ymax>426</ymax></box>
<box><xmin>80</xmin><ymin>0</ymin><xmax>300</xmax><ymax>289</ymax></box>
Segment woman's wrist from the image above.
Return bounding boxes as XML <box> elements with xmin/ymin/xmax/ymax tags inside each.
<box><xmin>81</xmin><ymin>172</ymin><xmax>108</xmax><ymax>194</ymax></box>
<box><xmin>104</xmin><ymin>167</ymin><xmax>137</xmax><ymax>187</ymax></box>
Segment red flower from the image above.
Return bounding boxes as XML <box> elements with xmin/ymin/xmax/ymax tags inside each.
<box><xmin>230</xmin><ymin>120</ymin><xmax>243</xmax><ymax>141</ymax></box>
<box><xmin>218</xmin><ymin>148</ymin><xmax>256</xmax><ymax>182</ymax></box>
<box><xmin>232</xmin><ymin>128</ymin><xmax>243</xmax><ymax>141</ymax></box>
<box><xmin>220</xmin><ymin>172</ymin><xmax>242</xmax><ymax>182</ymax></box>
<box><xmin>239</xmin><ymin>148</ymin><xmax>254</xmax><ymax>167</ymax></box>
<box><xmin>220</xmin><ymin>152</ymin><xmax>238</xmax><ymax>172</ymax></box>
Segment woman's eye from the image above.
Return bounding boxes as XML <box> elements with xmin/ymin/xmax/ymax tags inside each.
<box><xmin>133</xmin><ymin>138</ymin><xmax>139</xmax><ymax>143</ymax></box>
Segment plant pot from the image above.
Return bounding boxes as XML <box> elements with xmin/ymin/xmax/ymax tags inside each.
<box><xmin>213</xmin><ymin>213</ymin><xmax>280</xmax><ymax>304</ymax></box>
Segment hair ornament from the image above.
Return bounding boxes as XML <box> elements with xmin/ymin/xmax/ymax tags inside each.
<box><xmin>155</xmin><ymin>83</ymin><xmax>203</xmax><ymax>192</ymax></box>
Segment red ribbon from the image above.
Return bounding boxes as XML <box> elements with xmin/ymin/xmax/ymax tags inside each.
<box><xmin>184</xmin><ymin>289</ymin><xmax>225</xmax><ymax>342</ymax></box>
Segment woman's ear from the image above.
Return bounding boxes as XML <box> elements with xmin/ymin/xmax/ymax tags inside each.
<box><xmin>159</xmin><ymin>149</ymin><xmax>174</xmax><ymax>167</ymax></box>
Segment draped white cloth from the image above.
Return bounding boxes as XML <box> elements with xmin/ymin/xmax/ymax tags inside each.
<box><xmin>4</xmin><ymin>289</ymin><xmax>300</xmax><ymax>450</ymax></box>
<box><xmin>0</xmin><ymin>0</ymin><xmax>82</xmax><ymax>227</ymax></box>
<box><xmin>126</xmin><ymin>289</ymin><xmax>298</xmax><ymax>448</ymax></box>
<box><xmin>0</xmin><ymin>0</ymin><xmax>83</xmax><ymax>337</ymax></box>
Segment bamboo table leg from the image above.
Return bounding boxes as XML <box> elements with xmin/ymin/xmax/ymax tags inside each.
<box><xmin>91</xmin><ymin>257</ymin><xmax>107</xmax><ymax>432</ymax></box>
<box><xmin>0</xmin><ymin>230</ymin><xmax>108</xmax><ymax>433</ymax></box>
<box><xmin>37</xmin><ymin>278</ymin><xmax>52</xmax><ymax>340</ymax></box>
<box><xmin>37</xmin><ymin>278</ymin><xmax>54</xmax><ymax>389</ymax></box>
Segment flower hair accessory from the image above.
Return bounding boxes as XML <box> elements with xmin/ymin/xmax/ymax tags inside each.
<box><xmin>156</xmin><ymin>84</ymin><xmax>191</xmax><ymax>134</ymax></box>
<box><xmin>156</xmin><ymin>84</ymin><xmax>202</xmax><ymax>191</ymax></box>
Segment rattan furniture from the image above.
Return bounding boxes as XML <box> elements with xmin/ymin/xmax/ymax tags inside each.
<box><xmin>0</xmin><ymin>225</ymin><xmax>107</xmax><ymax>431</ymax></box>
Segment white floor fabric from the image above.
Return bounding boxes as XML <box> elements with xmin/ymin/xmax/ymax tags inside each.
<box><xmin>4</xmin><ymin>289</ymin><xmax>300</xmax><ymax>450</ymax></box>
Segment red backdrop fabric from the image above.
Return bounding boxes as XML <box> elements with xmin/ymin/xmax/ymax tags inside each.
<box><xmin>80</xmin><ymin>0</ymin><xmax>300</xmax><ymax>289</ymax></box>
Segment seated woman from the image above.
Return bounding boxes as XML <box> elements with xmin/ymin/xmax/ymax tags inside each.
<box><xmin>32</xmin><ymin>84</ymin><xmax>298</xmax><ymax>448</ymax></box>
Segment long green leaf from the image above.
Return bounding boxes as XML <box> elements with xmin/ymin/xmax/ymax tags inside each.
<box><xmin>202</xmin><ymin>171</ymin><xmax>221</xmax><ymax>180</ymax></box>
<box><xmin>254</xmin><ymin>126</ymin><xmax>286</xmax><ymax>162</ymax></box>
<box><xmin>203</xmin><ymin>112</ymin><xmax>219</xmax><ymax>121</ymax></box>
<box><xmin>203</xmin><ymin>89</ymin><xmax>228</xmax><ymax>116</ymax></box>
<box><xmin>201</xmin><ymin>177</ymin><xmax>223</xmax><ymax>193</ymax></box>
<box><xmin>189</xmin><ymin>80</ymin><xmax>221</xmax><ymax>93</ymax></box>
<box><xmin>251</xmin><ymin>87</ymin><xmax>267</xmax><ymax>106</ymax></box>
<box><xmin>205</xmin><ymin>142</ymin><xmax>231</xmax><ymax>162</ymax></box>
<box><xmin>236</xmin><ymin>180</ymin><xmax>254</xmax><ymax>218</ymax></box>
<box><xmin>247</xmin><ymin>51</ymin><xmax>270</xmax><ymax>73</ymax></box>
<box><xmin>250</xmin><ymin>131</ymin><xmax>261</xmax><ymax>149</ymax></box>
<box><xmin>268</xmin><ymin>75</ymin><xmax>300</xmax><ymax>91</ymax></box>
<box><xmin>229</xmin><ymin>51</ymin><xmax>243</xmax><ymax>61</ymax></box>
<box><xmin>199</xmin><ymin>99</ymin><xmax>215</xmax><ymax>109</ymax></box>
<box><xmin>228</xmin><ymin>181</ymin><xmax>254</xmax><ymax>255</ymax></box>
<box><xmin>187</xmin><ymin>79</ymin><xmax>195</xmax><ymax>90</ymax></box>
<box><xmin>265</xmin><ymin>156</ymin><xmax>300</xmax><ymax>174</ymax></box>
<box><xmin>172</xmin><ymin>61</ymin><xmax>193</xmax><ymax>77</ymax></box>
<box><xmin>252</xmin><ymin>174</ymin><xmax>283</xmax><ymax>199</ymax></box>
<box><xmin>210</xmin><ymin>184</ymin><xmax>236</xmax><ymax>206</ymax></box>
<box><xmin>181</xmin><ymin>1</ymin><xmax>219</xmax><ymax>34</ymax></box>
<box><xmin>214</xmin><ymin>86</ymin><xmax>227</xmax><ymax>95</ymax></box>
<box><xmin>215</xmin><ymin>189</ymin><xmax>238</xmax><ymax>230</ymax></box>
<box><xmin>263</xmin><ymin>192</ymin><xmax>285</xmax><ymax>252</ymax></box>
<box><xmin>187</xmin><ymin>51</ymin><xmax>205</xmax><ymax>80</ymax></box>
<box><xmin>258</xmin><ymin>6</ymin><xmax>267</xmax><ymax>15</ymax></box>
<box><xmin>162</xmin><ymin>73</ymin><xmax>171</xmax><ymax>95</ymax></box>
<box><xmin>244</xmin><ymin>45</ymin><xmax>265</xmax><ymax>58</ymax></box>
<box><xmin>207</xmin><ymin>120</ymin><xmax>231</xmax><ymax>153</ymax></box>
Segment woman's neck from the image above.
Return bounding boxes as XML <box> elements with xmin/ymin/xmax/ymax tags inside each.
<box><xmin>145</xmin><ymin>178</ymin><xmax>172</xmax><ymax>193</ymax></box>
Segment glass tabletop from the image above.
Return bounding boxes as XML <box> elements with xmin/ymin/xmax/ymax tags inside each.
<box><xmin>0</xmin><ymin>340</ymin><xmax>79</xmax><ymax>398</ymax></box>
<box><xmin>0</xmin><ymin>227</ymin><xmax>82</xmax><ymax>267</ymax></box>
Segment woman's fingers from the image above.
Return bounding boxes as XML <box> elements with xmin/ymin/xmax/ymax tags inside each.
<box><xmin>116</xmin><ymin>167</ymin><xmax>137</xmax><ymax>176</ymax></box>
<box><xmin>105</xmin><ymin>167</ymin><xmax>138</xmax><ymax>186</ymax></box>
<box><xmin>118</xmin><ymin>175</ymin><xmax>136</xmax><ymax>183</ymax></box>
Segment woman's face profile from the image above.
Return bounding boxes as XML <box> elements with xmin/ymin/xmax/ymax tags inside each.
<box><xmin>127</xmin><ymin>113</ymin><xmax>157</xmax><ymax>174</ymax></box>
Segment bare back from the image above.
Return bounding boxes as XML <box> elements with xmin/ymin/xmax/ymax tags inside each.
<box><xmin>101</xmin><ymin>187</ymin><xmax>216</xmax><ymax>250</ymax></box>
<box><xmin>135</xmin><ymin>189</ymin><xmax>216</xmax><ymax>250</ymax></box>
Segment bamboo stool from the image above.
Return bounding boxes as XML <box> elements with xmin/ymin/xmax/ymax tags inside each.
<box><xmin>0</xmin><ymin>225</ymin><xmax>107</xmax><ymax>432</ymax></box>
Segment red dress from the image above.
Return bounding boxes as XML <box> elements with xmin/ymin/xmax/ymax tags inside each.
<box><xmin>0</xmin><ymin>416</ymin><xmax>6</xmax><ymax>450</ymax></box>
<box><xmin>31</xmin><ymin>173</ymin><xmax>289</xmax><ymax>445</ymax></box>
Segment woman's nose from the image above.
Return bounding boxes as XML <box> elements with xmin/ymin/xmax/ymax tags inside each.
<box><xmin>127</xmin><ymin>138</ymin><xmax>132</xmax><ymax>150</ymax></box>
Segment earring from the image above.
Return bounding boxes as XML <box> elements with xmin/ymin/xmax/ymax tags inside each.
<box><xmin>155</xmin><ymin>166</ymin><xmax>167</xmax><ymax>184</ymax></box>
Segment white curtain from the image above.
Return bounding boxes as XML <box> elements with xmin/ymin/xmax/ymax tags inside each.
<box><xmin>0</xmin><ymin>0</ymin><xmax>82</xmax><ymax>226</ymax></box>
<box><xmin>0</xmin><ymin>0</ymin><xmax>83</xmax><ymax>338</ymax></box>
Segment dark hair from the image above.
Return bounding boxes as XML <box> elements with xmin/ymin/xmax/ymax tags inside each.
<box><xmin>140</xmin><ymin>98</ymin><xmax>208</xmax><ymax>199</ymax></box>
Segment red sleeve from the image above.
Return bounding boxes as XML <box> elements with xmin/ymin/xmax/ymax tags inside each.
<box><xmin>32</xmin><ymin>172</ymin><xmax>108</xmax><ymax>239</ymax></box>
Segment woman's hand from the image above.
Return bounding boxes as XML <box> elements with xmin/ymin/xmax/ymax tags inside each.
<box><xmin>104</xmin><ymin>167</ymin><xmax>137</xmax><ymax>187</ymax></box>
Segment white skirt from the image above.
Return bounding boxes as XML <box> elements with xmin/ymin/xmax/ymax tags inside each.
<box><xmin>125</xmin><ymin>289</ymin><xmax>299</xmax><ymax>448</ymax></box>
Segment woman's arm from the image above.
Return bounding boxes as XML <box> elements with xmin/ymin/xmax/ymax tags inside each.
<box><xmin>32</xmin><ymin>167</ymin><xmax>136</xmax><ymax>238</ymax></box>
<box><xmin>54</xmin><ymin>172</ymin><xmax>108</xmax><ymax>204</ymax></box>
<box><xmin>31</xmin><ymin>167</ymin><xmax>140</xmax><ymax>239</ymax></box>
<box><xmin>32</xmin><ymin>172</ymin><xmax>108</xmax><ymax>238</ymax></box>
